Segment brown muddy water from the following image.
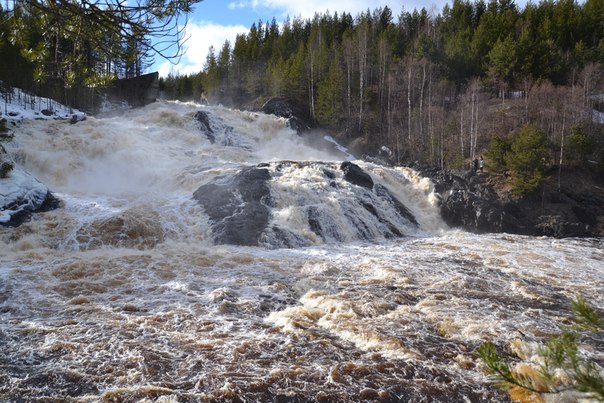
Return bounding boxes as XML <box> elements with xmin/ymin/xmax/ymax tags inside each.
<box><xmin>1</xmin><ymin>101</ymin><xmax>602</xmax><ymax>402</ymax></box>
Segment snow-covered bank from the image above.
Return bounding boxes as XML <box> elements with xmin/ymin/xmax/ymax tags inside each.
<box><xmin>0</xmin><ymin>85</ymin><xmax>77</xmax><ymax>225</ymax></box>
<box><xmin>1</xmin><ymin>85</ymin><xmax>86</xmax><ymax>123</ymax></box>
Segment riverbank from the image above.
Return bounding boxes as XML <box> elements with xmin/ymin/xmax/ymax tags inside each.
<box><xmin>413</xmin><ymin>162</ymin><xmax>604</xmax><ymax>238</ymax></box>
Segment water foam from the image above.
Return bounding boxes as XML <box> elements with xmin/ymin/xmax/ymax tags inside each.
<box><xmin>3</xmin><ymin>100</ymin><xmax>602</xmax><ymax>401</ymax></box>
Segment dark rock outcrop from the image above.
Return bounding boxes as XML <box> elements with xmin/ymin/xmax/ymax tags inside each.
<box><xmin>194</xmin><ymin>111</ymin><xmax>215</xmax><ymax>143</ymax></box>
<box><xmin>412</xmin><ymin>163</ymin><xmax>604</xmax><ymax>238</ymax></box>
<box><xmin>193</xmin><ymin>161</ymin><xmax>419</xmax><ymax>247</ymax></box>
<box><xmin>411</xmin><ymin>164</ymin><xmax>511</xmax><ymax>233</ymax></box>
<box><xmin>193</xmin><ymin>166</ymin><xmax>272</xmax><ymax>246</ymax></box>
<box><xmin>260</xmin><ymin>98</ymin><xmax>312</xmax><ymax>134</ymax></box>
<box><xmin>340</xmin><ymin>161</ymin><xmax>374</xmax><ymax>189</ymax></box>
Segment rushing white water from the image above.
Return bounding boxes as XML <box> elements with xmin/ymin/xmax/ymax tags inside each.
<box><xmin>1</xmin><ymin>101</ymin><xmax>603</xmax><ymax>402</ymax></box>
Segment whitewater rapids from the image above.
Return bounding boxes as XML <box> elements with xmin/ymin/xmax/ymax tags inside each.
<box><xmin>1</xmin><ymin>101</ymin><xmax>603</xmax><ymax>401</ymax></box>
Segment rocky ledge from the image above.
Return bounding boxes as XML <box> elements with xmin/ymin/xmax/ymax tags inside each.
<box><xmin>411</xmin><ymin>163</ymin><xmax>604</xmax><ymax>238</ymax></box>
<box><xmin>260</xmin><ymin>97</ymin><xmax>312</xmax><ymax>134</ymax></box>
<box><xmin>193</xmin><ymin>161</ymin><xmax>418</xmax><ymax>247</ymax></box>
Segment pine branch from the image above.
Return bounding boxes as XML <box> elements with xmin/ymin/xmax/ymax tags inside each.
<box><xmin>477</xmin><ymin>297</ymin><xmax>604</xmax><ymax>402</ymax></box>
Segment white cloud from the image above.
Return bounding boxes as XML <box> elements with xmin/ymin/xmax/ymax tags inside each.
<box><xmin>251</xmin><ymin>0</ymin><xmax>445</xmax><ymax>19</ymax></box>
<box><xmin>228</xmin><ymin>1</ymin><xmax>247</xmax><ymax>10</ymax></box>
<box><xmin>156</xmin><ymin>21</ymin><xmax>248</xmax><ymax>77</ymax></box>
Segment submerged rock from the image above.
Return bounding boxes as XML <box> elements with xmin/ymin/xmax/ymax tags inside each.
<box><xmin>75</xmin><ymin>209</ymin><xmax>164</xmax><ymax>250</ymax></box>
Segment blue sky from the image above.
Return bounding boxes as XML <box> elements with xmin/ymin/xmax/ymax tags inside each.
<box><xmin>154</xmin><ymin>0</ymin><xmax>460</xmax><ymax>77</ymax></box>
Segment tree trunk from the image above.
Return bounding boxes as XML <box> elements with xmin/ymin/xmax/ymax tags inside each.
<box><xmin>428</xmin><ymin>64</ymin><xmax>434</xmax><ymax>164</ymax></box>
<box><xmin>558</xmin><ymin>108</ymin><xmax>566</xmax><ymax>195</ymax></box>
<box><xmin>358</xmin><ymin>26</ymin><xmax>367</xmax><ymax>133</ymax></box>
<box><xmin>407</xmin><ymin>64</ymin><xmax>412</xmax><ymax>143</ymax></box>
<box><xmin>388</xmin><ymin>73</ymin><xmax>393</xmax><ymax>161</ymax></box>
<box><xmin>419</xmin><ymin>60</ymin><xmax>426</xmax><ymax>142</ymax></box>
<box><xmin>460</xmin><ymin>104</ymin><xmax>464</xmax><ymax>165</ymax></box>
<box><xmin>309</xmin><ymin>58</ymin><xmax>315</xmax><ymax>120</ymax></box>
<box><xmin>474</xmin><ymin>92</ymin><xmax>479</xmax><ymax>159</ymax></box>
<box><xmin>470</xmin><ymin>91</ymin><xmax>475</xmax><ymax>161</ymax></box>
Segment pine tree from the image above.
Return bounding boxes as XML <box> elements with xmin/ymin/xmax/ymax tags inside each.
<box><xmin>505</xmin><ymin>124</ymin><xmax>551</xmax><ymax>196</ymax></box>
<box><xmin>316</xmin><ymin>46</ymin><xmax>344</xmax><ymax>127</ymax></box>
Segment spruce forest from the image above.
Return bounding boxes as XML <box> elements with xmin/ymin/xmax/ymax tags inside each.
<box><xmin>162</xmin><ymin>0</ymin><xmax>604</xmax><ymax>176</ymax></box>
<box><xmin>1</xmin><ymin>0</ymin><xmax>603</xmax><ymax>177</ymax></box>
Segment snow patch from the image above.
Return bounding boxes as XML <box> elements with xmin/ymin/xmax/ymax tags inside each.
<box><xmin>1</xmin><ymin>85</ymin><xmax>86</xmax><ymax>123</ymax></box>
<box><xmin>0</xmin><ymin>164</ymin><xmax>49</xmax><ymax>223</ymax></box>
<box><xmin>0</xmin><ymin>84</ymin><xmax>72</xmax><ymax>224</ymax></box>
<box><xmin>323</xmin><ymin>135</ymin><xmax>355</xmax><ymax>161</ymax></box>
<box><xmin>592</xmin><ymin>109</ymin><xmax>604</xmax><ymax>124</ymax></box>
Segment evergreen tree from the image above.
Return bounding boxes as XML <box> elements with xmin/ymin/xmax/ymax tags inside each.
<box><xmin>484</xmin><ymin>135</ymin><xmax>511</xmax><ymax>172</ymax></box>
<box><xmin>203</xmin><ymin>46</ymin><xmax>219</xmax><ymax>95</ymax></box>
<box><xmin>487</xmin><ymin>35</ymin><xmax>518</xmax><ymax>97</ymax></box>
<box><xmin>316</xmin><ymin>46</ymin><xmax>345</xmax><ymax>127</ymax></box>
<box><xmin>505</xmin><ymin>124</ymin><xmax>551</xmax><ymax>196</ymax></box>
<box><xmin>158</xmin><ymin>2</ymin><xmax>604</xmax><ymax>173</ymax></box>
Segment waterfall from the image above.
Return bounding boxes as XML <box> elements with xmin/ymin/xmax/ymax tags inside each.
<box><xmin>3</xmin><ymin>100</ymin><xmax>446</xmax><ymax>248</ymax></box>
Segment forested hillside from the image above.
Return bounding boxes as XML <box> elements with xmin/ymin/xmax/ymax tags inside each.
<box><xmin>162</xmin><ymin>0</ymin><xmax>604</xmax><ymax>177</ymax></box>
<box><xmin>2</xmin><ymin>0</ymin><xmax>603</xmax><ymax>183</ymax></box>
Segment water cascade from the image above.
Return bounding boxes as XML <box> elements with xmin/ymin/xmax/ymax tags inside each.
<box><xmin>1</xmin><ymin>100</ymin><xmax>602</xmax><ymax>401</ymax></box>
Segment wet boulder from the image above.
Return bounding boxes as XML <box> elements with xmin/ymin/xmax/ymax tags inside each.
<box><xmin>194</xmin><ymin>110</ymin><xmax>215</xmax><ymax>144</ymax></box>
<box><xmin>374</xmin><ymin>184</ymin><xmax>418</xmax><ymax>226</ymax></box>
<box><xmin>340</xmin><ymin>161</ymin><xmax>374</xmax><ymax>189</ymax></box>
<box><xmin>193</xmin><ymin>166</ymin><xmax>272</xmax><ymax>246</ymax></box>
<box><xmin>193</xmin><ymin>161</ymin><xmax>420</xmax><ymax>247</ymax></box>
<box><xmin>69</xmin><ymin>114</ymin><xmax>86</xmax><ymax>124</ymax></box>
<box><xmin>0</xmin><ymin>163</ymin><xmax>61</xmax><ymax>227</ymax></box>
<box><xmin>193</xmin><ymin>110</ymin><xmax>245</xmax><ymax>147</ymax></box>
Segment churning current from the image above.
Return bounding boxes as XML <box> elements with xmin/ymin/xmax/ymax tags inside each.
<box><xmin>1</xmin><ymin>101</ymin><xmax>603</xmax><ymax>402</ymax></box>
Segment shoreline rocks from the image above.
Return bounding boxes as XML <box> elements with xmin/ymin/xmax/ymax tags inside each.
<box><xmin>411</xmin><ymin>163</ymin><xmax>604</xmax><ymax>238</ymax></box>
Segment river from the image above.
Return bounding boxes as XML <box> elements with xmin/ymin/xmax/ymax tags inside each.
<box><xmin>1</xmin><ymin>101</ymin><xmax>602</xmax><ymax>401</ymax></box>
